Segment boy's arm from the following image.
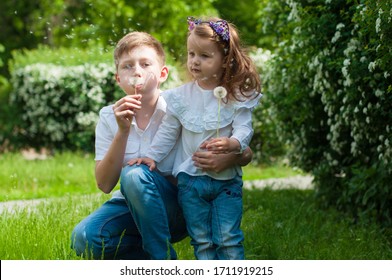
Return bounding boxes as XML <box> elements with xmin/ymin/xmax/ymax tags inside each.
<box><xmin>95</xmin><ymin>96</ymin><xmax>140</xmax><ymax>194</ymax></box>
<box><xmin>95</xmin><ymin>129</ymin><xmax>129</xmax><ymax>194</ymax></box>
<box><xmin>192</xmin><ymin>146</ymin><xmax>253</xmax><ymax>173</ymax></box>
<box><xmin>193</xmin><ymin>106</ymin><xmax>255</xmax><ymax>172</ymax></box>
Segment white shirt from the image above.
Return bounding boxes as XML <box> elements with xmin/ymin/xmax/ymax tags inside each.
<box><xmin>95</xmin><ymin>94</ymin><xmax>176</xmax><ymax>176</ymax></box>
<box><xmin>147</xmin><ymin>82</ymin><xmax>261</xmax><ymax>180</ymax></box>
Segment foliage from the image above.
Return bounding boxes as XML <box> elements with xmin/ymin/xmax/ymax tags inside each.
<box><xmin>0</xmin><ymin>43</ymin><xmax>13</xmax><ymax>151</ymax></box>
<box><xmin>10</xmin><ymin>62</ymin><xmax>119</xmax><ymax>151</ymax></box>
<box><xmin>263</xmin><ymin>0</ymin><xmax>392</xmax><ymax>226</ymax></box>
<box><xmin>212</xmin><ymin>0</ymin><xmax>264</xmax><ymax>46</ymax></box>
<box><xmin>0</xmin><ymin>0</ymin><xmax>218</xmax><ymax>77</ymax></box>
<box><xmin>249</xmin><ymin>48</ymin><xmax>287</xmax><ymax>164</ymax></box>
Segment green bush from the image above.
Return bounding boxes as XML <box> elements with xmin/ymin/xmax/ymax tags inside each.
<box><xmin>263</xmin><ymin>0</ymin><xmax>392</xmax><ymax>225</ymax></box>
<box><xmin>249</xmin><ymin>48</ymin><xmax>287</xmax><ymax>164</ymax></box>
<box><xmin>10</xmin><ymin>62</ymin><xmax>120</xmax><ymax>151</ymax></box>
<box><xmin>0</xmin><ymin>43</ymin><xmax>13</xmax><ymax>151</ymax></box>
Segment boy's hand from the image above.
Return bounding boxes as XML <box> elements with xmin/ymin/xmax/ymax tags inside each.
<box><xmin>127</xmin><ymin>157</ymin><xmax>156</xmax><ymax>171</ymax></box>
<box><xmin>192</xmin><ymin>146</ymin><xmax>252</xmax><ymax>173</ymax></box>
<box><xmin>203</xmin><ymin>137</ymin><xmax>241</xmax><ymax>154</ymax></box>
<box><xmin>113</xmin><ymin>94</ymin><xmax>142</xmax><ymax>131</ymax></box>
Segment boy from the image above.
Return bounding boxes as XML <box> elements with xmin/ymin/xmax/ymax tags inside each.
<box><xmin>71</xmin><ymin>31</ymin><xmax>252</xmax><ymax>259</ymax></box>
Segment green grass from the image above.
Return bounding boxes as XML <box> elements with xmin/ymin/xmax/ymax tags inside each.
<box><xmin>0</xmin><ymin>152</ymin><xmax>299</xmax><ymax>202</ymax></box>
<box><xmin>0</xmin><ymin>152</ymin><xmax>97</xmax><ymax>201</ymax></box>
<box><xmin>0</xmin><ymin>152</ymin><xmax>391</xmax><ymax>260</ymax></box>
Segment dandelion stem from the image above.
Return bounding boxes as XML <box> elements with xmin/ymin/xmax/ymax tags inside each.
<box><xmin>217</xmin><ymin>98</ymin><xmax>221</xmax><ymax>138</ymax></box>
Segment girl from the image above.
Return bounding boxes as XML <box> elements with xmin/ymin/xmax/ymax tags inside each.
<box><xmin>130</xmin><ymin>17</ymin><xmax>262</xmax><ymax>259</ymax></box>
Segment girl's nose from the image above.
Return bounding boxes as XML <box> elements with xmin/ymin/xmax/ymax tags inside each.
<box><xmin>193</xmin><ymin>58</ymin><xmax>200</xmax><ymax>65</ymax></box>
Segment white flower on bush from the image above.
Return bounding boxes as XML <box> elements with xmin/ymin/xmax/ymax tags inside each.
<box><xmin>76</xmin><ymin>111</ymin><xmax>98</xmax><ymax>127</ymax></box>
<box><xmin>368</xmin><ymin>61</ymin><xmax>377</xmax><ymax>72</ymax></box>
<box><xmin>249</xmin><ymin>48</ymin><xmax>272</xmax><ymax>70</ymax></box>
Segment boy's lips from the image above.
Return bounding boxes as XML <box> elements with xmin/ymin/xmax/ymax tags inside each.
<box><xmin>134</xmin><ymin>84</ymin><xmax>144</xmax><ymax>90</ymax></box>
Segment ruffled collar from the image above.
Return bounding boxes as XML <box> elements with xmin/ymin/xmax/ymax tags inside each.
<box><xmin>163</xmin><ymin>82</ymin><xmax>261</xmax><ymax>132</ymax></box>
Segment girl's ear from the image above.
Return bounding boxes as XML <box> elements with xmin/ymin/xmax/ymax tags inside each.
<box><xmin>115</xmin><ymin>73</ymin><xmax>121</xmax><ymax>84</ymax></box>
<box><xmin>159</xmin><ymin>66</ymin><xmax>169</xmax><ymax>83</ymax></box>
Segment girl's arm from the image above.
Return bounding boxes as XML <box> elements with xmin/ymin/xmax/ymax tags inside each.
<box><xmin>146</xmin><ymin>112</ymin><xmax>182</xmax><ymax>163</ymax></box>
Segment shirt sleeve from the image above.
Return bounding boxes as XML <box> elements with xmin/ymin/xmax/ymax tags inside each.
<box><xmin>230</xmin><ymin>107</ymin><xmax>254</xmax><ymax>152</ymax></box>
<box><xmin>95</xmin><ymin>108</ymin><xmax>114</xmax><ymax>161</ymax></box>
<box><xmin>147</xmin><ymin>110</ymin><xmax>182</xmax><ymax>163</ymax></box>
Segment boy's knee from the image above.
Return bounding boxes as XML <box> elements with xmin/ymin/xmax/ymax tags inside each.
<box><xmin>70</xmin><ymin>224</ymin><xmax>88</xmax><ymax>256</ymax></box>
<box><xmin>71</xmin><ymin>223</ymin><xmax>107</xmax><ymax>259</ymax></box>
<box><xmin>120</xmin><ymin>165</ymin><xmax>154</xmax><ymax>196</ymax></box>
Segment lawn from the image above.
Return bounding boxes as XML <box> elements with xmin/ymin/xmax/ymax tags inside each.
<box><xmin>0</xmin><ymin>152</ymin><xmax>391</xmax><ymax>260</ymax></box>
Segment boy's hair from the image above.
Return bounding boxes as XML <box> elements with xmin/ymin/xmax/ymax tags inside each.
<box><xmin>114</xmin><ymin>32</ymin><xmax>166</xmax><ymax>71</ymax></box>
<box><xmin>188</xmin><ymin>17</ymin><xmax>261</xmax><ymax>101</ymax></box>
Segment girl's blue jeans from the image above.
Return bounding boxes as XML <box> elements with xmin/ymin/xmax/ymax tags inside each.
<box><xmin>177</xmin><ymin>172</ymin><xmax>244</xmax><ymax>260</ymax></box>
<box><xmin>71</xmin><ymin>164</ymin><xmax>187</xmax><ymax>259</ymax></box>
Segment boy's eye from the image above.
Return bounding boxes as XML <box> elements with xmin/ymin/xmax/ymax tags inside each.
<box><xmin>124</xmin><ymin>64</ymin><xmax>133</xmax><ymax>70</ymax></box>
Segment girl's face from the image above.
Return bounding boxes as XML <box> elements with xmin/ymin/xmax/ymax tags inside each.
<box><xmin>116</xmin><ymin>46</ymin><xmax>168</xmax><ymax>97</ymax></box>
<box><xmin>187</xmin><ymin>32</ymin><xmax>225</xmax><ymax>90</ymax></box>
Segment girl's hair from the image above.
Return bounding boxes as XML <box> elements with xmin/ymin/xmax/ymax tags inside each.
<box><xmin>187</xmin><ymin>17</ymin><xmax>261</xmax><ymax>101</ymax></box>
<box><xmin>114</xmin><ymin>31</ymin><xmax>166</xmax><ymax>71</ymax></box>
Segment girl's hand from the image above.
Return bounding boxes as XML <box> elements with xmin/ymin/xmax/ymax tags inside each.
<box><xmin>112</xmin><ymin>94</ymin><xmax>142</xmax><ymax>131</ymax></box>
<box><xmin>127</xmin><ymin>157</ymin><xmax>156</xmax><ymax>171</ymax></box>
<box><xmin>204</xmin><ymin>137</ymin><xmax>241</xmax><ymax>154</ymax></box>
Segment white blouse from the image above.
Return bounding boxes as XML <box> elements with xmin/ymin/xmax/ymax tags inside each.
<box><xmin>147</xmin><ymin>82</ymin><xmax>261</xmax><ymax>180</ymax></box>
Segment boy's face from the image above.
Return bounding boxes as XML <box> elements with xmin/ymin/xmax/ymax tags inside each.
<box><xmin>187</xmin><ymin>32</ymin><xmax>225</xmax><ymax>90</ymax></box>
<box><xmin>116</xmin><ymin>46</ymin><xmax>168</xmax><ymax>96</ymax></box>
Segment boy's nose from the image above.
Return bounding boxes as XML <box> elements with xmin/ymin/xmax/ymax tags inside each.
<box><xmin>133</xmin><ymin>64</ymin><xmax>143</xmax><ymax>75</ymax></box>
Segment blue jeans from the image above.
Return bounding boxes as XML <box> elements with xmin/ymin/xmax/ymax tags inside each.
<box><xmin>177</xmin><ymin>173</ymin><xmax>244</xmax><ymax>260</ymax></box>
<box><xmin>71</xmin><ymin>165</ymin><xmax>187</xmax><ymax>259</ymax></box>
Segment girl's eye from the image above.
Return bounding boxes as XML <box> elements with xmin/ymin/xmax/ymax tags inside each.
<box><xmin>124</xmin><ymin>64</ymin><xmax>133</xmax><ymax>70</ymax></box>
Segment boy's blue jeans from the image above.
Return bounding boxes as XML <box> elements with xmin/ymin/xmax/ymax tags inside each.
<box><xmin>177</xmin><ymin>172</ymin><xmax>244</xmax><ymax>260</ymax></box>
<box><xmin>71</xmin><ymin>165</ymin><xmax>187</xmax><ymax>259</ymax></box>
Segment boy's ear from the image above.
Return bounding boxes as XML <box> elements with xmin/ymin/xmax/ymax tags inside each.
<box><xmin>115</xmin><ymin>73</ymin><xmax>121</xmax><ymax>84</ymax></box>
<box><xmin>159</xmin><ymin>66</ymin><xmax>169</xmax><ymax>83</ymax></box>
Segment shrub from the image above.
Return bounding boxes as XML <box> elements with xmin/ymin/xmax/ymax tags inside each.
<box><xmin>263</xmin><ymin>0</ymin><xmax>392</xmax><ymax>225</ymax></box>
<box><xmin>249</xmin><ymin>48</ymin><xmax>287</xmax><ymax>164</ymax></box>
<box><xmin>10</xmin><ymin>62</ymin><xmax>121</xmax><ymax>151</ymax></box>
